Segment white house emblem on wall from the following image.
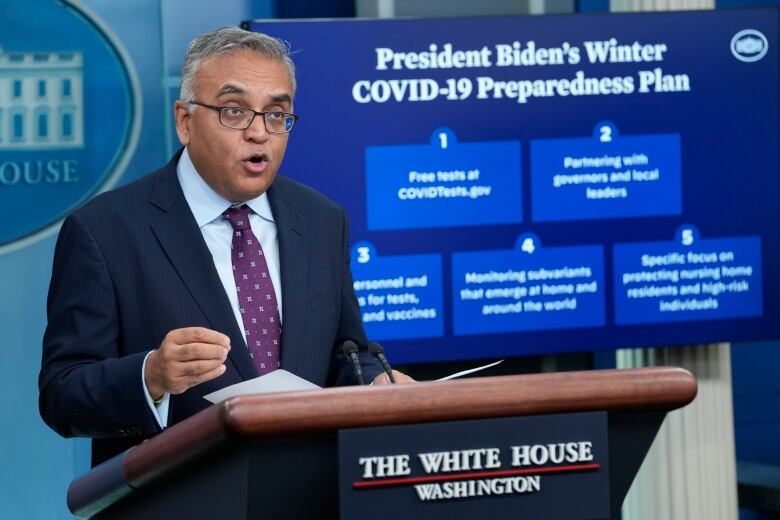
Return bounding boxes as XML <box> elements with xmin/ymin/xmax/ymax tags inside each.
<box><xmin>0</xmin><ymin>46</ymin><xmax>84</xmax><ymax>150</ymax></box>
<box><xmin>0</xmin><ymin>0</ymin><xmax>140</xmax><ymax>255</ymax></box>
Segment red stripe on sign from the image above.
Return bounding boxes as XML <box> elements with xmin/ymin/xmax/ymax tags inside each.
<box><xmin>353</xmin><ymin>463</ymin><xmax>601</xmax><ymax>489</ymax></box>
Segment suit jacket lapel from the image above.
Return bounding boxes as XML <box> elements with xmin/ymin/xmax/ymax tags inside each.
<box><xmin>149</xmin><ymin>158</ymin><xmax>257</xmax><ymax>381</ymax></box>
<box><xmin>267</xmin><ymin>179</ymin><xmax>308</xmax><ymax>374</ymax></box>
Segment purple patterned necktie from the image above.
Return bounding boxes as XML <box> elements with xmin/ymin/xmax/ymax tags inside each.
<box><xmin>223</xmin><ymin>205</ymin><xmax>281</xmax><ymax>376</ymax></box>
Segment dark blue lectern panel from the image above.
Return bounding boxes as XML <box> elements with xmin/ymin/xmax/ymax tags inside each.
<box><xmin>339</xmin><ymin>413</ymin><xmax>609</xmax><ymax>520</ymax></box>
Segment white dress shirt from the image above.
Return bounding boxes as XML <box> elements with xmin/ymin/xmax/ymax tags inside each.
<box><xmin>143</xmin><ymin>147</ymin><xmax>283</xmax><ymax>427</ymax></box>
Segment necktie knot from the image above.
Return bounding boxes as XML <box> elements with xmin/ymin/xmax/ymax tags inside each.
<box><xmin>223</xmin><ymin>205</ymin><xmax>252</xmax><ymax>231</ymax></box>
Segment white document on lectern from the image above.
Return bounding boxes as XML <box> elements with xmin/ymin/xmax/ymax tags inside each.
<box><xmin>204</xmin><ymin>359</ymin><xmax>505</xmax><ymax>403</ymax></box>
<box><xmin>437</xmin><ymin>359</ymin><xmax>505</xmax><ymax>381</ymax></box>
<box><xmin>203</xmin><ymin>369</ymin><xmax>321</xmax><ymax>403</ymax></box>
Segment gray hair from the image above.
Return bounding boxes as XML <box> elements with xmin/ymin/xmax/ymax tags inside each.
<box><xmin>180</xmin><ymin>27</ymin><xmax>296</xmax><ymax>104</ymax></box>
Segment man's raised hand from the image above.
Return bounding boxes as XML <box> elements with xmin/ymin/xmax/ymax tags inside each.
<box><xmin>145</xmin><ymin>327</ymin><xmax>230</xmax><ymax>399</ymax></box>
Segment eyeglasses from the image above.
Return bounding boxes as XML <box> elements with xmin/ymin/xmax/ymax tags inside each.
<box><xmin>187</xmin><ymin>101</ymin><xmax>299</xmax><ymax>134</ymax></box>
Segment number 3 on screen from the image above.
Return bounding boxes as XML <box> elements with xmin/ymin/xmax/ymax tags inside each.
<box><xmin>357</xmin><ymin>246</ymin><xmax>371</xmax><ymax>263</ymax></box>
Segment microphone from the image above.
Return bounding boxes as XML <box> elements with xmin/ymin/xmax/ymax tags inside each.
<box><xmin>342</xmin><ymin>340</ymin><xmax>365</xmax><ymax>385</ymax></box>
<box><xmin>368</xmin><ymin>342</ymin><xmax>395</xmax><ymax>384</ymax></box>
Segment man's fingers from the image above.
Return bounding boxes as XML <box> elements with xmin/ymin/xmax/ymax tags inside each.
<box><xmin>175</xmin><ymin>342</ymin><xmax>230</xmax><ymax>362</ymax></box>
<box><xmin>167</xmin><ymin>327</ymin><xmax>230</xmax><ymax>348</ymax></box>
<box><xmin>178</xmin><ymin>358</ymin><xmax>227</xmax><ymax>377</ymax></box>
<box><xmin>392</xmin><ymin>370</ymin><xmax>416</xmax><ymax>384</ymax></box>
<box><xmin>147</xmin><ymin>327</ymin><xmax>231</xmax><ymax>397</ymax></box>
<box><xmin>373</xmin><ymin>370</ymin><xmax>416</xmax><ymax>385</ymax></box>
<box><xmin>184</xmin><ymin>364</ymin><xmax>227</xmax><ymax>389</ymax></box>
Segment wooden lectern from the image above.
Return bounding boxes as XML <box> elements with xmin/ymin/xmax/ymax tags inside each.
<box><xmin>67</xmin><ymin>366</ymin><xmax>697</xmax><ymax>519</ymax></box>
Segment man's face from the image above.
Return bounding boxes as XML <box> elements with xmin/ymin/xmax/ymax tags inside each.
<box><xmin>175</xmin><ymin>50</ymin><xmax>293</xmax><ymax>202</ymax></box>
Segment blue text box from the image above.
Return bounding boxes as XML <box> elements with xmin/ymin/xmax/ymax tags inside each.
<box><xmin>614</xmin><ymin>226</ymin><xmax>763</xmax><ymax>325</ymax></box>
<box><xmin>366</xmin><ymin>127</ymin><xmax>522</xmax><ymax>230</ymax></box>
<box><xmin>452</xmin><ymin>235</ymin><xmax>605</xmax><ymax>336</ymax></box>
<box><xmin>531</xmin><ymin>122</ymin><xmax>681</xmax><ymax>222</ymax></box>
<box><xmin>352</xmin><ymin>242</ymin><xmax>444</xmax><ymax>340</ymax></box>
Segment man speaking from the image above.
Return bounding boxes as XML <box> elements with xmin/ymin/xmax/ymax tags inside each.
<box><xmin>39</xmin><ymin>27</ymin><xmax>411</xmax><ymax>467</ymax></box>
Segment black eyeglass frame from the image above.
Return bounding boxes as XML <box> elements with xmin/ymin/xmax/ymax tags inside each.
<box><xmin>186</xmin><ymin>100</ymin><xmax>299</xmax><ymax>134</ymax></box>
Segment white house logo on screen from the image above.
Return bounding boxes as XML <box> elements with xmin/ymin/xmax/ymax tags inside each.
<box><xmin>0</xmin><ymin>0</ymin><xmax>140</xmax><ymax>255</ymax></box>
<box><xmin>731</xmin><ymin>29</ymin><xmax>768</xmax><ymax>63</ymax></box>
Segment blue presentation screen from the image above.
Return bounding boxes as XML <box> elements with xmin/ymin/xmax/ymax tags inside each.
<box><xmin>244</xmin><ymin>9</ymin><xmax>780</xmax><ymax>364</ymax></box>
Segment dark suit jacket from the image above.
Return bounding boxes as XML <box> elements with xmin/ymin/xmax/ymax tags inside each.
<box><xmin>39</xmin><ymin>151</ymin><xmax>382</xmax><ymax>466</ymax></box>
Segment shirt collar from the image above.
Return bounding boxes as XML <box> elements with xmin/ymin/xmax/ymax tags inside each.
<box><xmin>177</xmin><ymin>147</ymin><xmax>275</xmax><ymax>228</ymax></box>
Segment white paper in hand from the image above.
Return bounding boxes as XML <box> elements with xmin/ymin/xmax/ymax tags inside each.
<box><xmin>203</xmin><ymin>369</ymin><xmax>321</xmax><ymax>404</ymax></box>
